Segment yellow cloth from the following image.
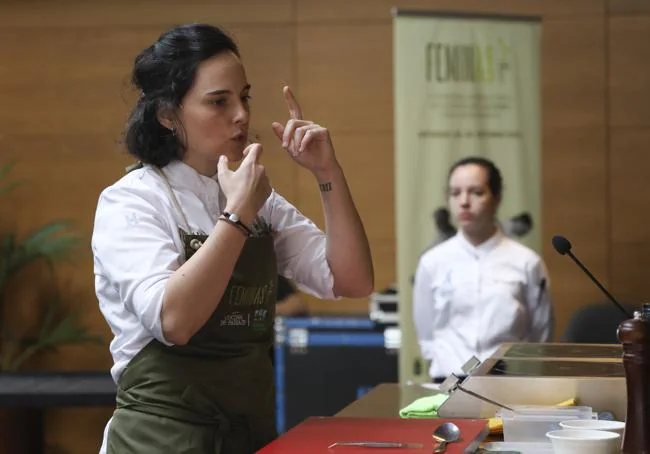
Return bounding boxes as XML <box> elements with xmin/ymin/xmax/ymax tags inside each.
<box><xmin>487</xmin><ymin>397</ymin><xmax>577</xmax><ymax>434</ymax></box>
<box><xmin>398</xmin><ymin>393</ymin><xmax>450</xmax><ymax>418</ymax></box>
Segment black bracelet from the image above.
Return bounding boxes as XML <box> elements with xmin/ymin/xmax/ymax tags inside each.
<box><xmin>221</xmin><ymin>211</ymin><xmax>252</xmax><ymax>236</ymax></box>
<box><xmin>219</xmin><ymin>217</ymin><xmax>248</xmax><ymax>237</ymax></box>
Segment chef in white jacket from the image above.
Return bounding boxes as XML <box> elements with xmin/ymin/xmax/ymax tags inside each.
<box><xmin>412</xmin><ymin>156</ymin><xmax>554</xmax><ymax>382</ymax></box>
<box><xmin>91</xmin><ymin>23</ymin><xmax>374</xmax><ymax>453</ymax></box>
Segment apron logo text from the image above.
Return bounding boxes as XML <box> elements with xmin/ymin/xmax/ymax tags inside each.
<box><xmin>227</xmin><ymin>281</ymin><xmax>275</xmax><ymax>307</ymax></box>
<box><xmin>253</xmin><ymin>309</ymin><xmax>269</xmax><ymax>322</ymax></box>
<box><xmin>220</xmin><ymin>312</ymin><xmax>250</xmax><ymax>327</ymax></box>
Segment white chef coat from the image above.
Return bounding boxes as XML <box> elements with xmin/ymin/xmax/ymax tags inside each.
<box><xmin>91</xmin><ymin>160</ymin><xmax>336</xmax><ymax>385</ymax></box>
<box><xmin>94</xmin><ymin>160</ymin><xmax>339</xmax><ymax>453</ymax></box>
<box><xmin>412</xmin><ymin>230</ymin><xmax>554</xmax><ymax>379</ymax></box>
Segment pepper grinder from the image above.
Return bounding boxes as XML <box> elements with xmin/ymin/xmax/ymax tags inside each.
<box><xmin>617</xmin><ymin>302</ymin><xmax>650</xmax><ymax>454</ymax></box>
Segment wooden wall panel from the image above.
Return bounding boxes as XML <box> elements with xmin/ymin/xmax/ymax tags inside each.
<box><xmin>541</xmin><ymin>0</ymin><xmax>605</xmax><ymax>17</ymax></box>
<box><xmin>608</xmin><ymin>11</ymin><xmax>650</xmax><ymax>307</ymax></box>
<box><xmin>542</xmin><ymin>19</ymin><xmax>607</xmax><ymax>130</ymax></box>
<box><xmin>294</xmin><ymin>0</ymin><xmax>606</xmax><ymax>23</ymax></box>
<box><xmin>611</xmin><ymin>243</ymin><xmax>650</xmax><ymax>304</ymax></box>
<box><xmin>608</xmin><ymin>0</ymin><xmax>650</xmax><ymax>15</ymax></box>
<box><xmin>542</xmin><ymin>128</ymin><xmax>610</xmax><ymax>336</ymax></box>
<box><xmin>0</xmin><ymin>29</ymin><xmax>137</xmax><ymax>134</ymax></box>
<box><xmin>295</xmin><ymin>23</ymin><xmax>393</xmax><ymax>133</ymax></box>
<box><xmin>0</xmin><ymin>135</ymin><xmax>131</xmax><ymax>237</ymax></box>
<box><xmin>608</xmin><ymin>125</ymin><xmax>650</xmax><ymax>305</ymax></box>
<box><xmin>541</xmin><ymin>18</ymin><xmax>608</xmax><ymax>338</ymax></box>
<box><xmin>609</xmin><ymin>16</ymin><xmax>650</xmax><ymax>127</ymax></box>
<box><xmin>0</xmin><ymin>0</ymin><xmax>293</xmax><ymax>27</ymax></box>
<box><xmin>294</xmin><ymin>0</ymin><xmax>545</xmax><ymax>23</ymax></box>
<box><xmin>609</xmin><ymin>129</ymin><xmax>650</xmax><ymax>244</ymax></box>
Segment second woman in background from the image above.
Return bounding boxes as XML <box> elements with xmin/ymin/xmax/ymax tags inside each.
<box><xmin>412</xmin><ymin>156</ymin><xmax>554</xmax><ymax>382</ymax></box>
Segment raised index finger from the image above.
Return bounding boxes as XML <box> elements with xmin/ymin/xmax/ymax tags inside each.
<box><xmin>283</xmin><ymin>86</ymin><xmax>303</xmax><ymax>120</ymax></box>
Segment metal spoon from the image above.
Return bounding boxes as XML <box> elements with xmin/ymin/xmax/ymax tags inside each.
<box><xmin>432</xmin><ymin>422</ymin><xmax>461</xmax><ymax>453</ymax></box>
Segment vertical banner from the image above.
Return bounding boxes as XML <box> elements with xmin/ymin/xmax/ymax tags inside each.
<box><xmin>393</xmin><ymin>11</ymin><xmax>542</xmax><ymax>383</ymax></box>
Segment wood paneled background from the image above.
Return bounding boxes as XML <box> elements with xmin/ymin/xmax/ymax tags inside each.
<box><xmin>0</xmin><ymin>0</ymin><xmax>648</xmax><ymax>452</ymax></box>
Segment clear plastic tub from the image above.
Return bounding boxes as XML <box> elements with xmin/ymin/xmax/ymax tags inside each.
<box><xmin>495</xmin><ymin>405</ymin><xmax>595</xmax><ymax>443</ymax></box>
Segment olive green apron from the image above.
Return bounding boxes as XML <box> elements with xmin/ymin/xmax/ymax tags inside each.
<box><xmin>107</xmin><ymin>165</ymin><xmax>278</xmax><ymax>453</ymax></box>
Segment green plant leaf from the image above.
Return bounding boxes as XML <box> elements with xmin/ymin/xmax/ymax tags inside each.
<box><xmin>0</xmin><ymin>161</ymin><xmax>22</xmax><ymax>196</ymax></box>
<box><xmin>7</xmin><ymin>311</ymin><xmax>103</xmax><ymax>371</ymax></box>
<box><xmin>6</xmin><ymin>222</ymin><xmax>81</xmax><ymax>275</ymax></box>
<box><xmin>20</xmin><ymin>222</ymin><xmax>80</xmax><ymax>255</ymax></box>
<box><xmin>0</xmin><ymin>180</ymin><xmax>21</xmax><ymax>196</ymax></box>
<box><xmin>0</xmin><ymin>234</ymin><xmax>15</xmax><ymax>290</ymax></box>
<box><xmin>38</xmin><ymin>296</ymin><xmax>59</xmax><ymax>340</ymax></box>
<box><xmin>0</xmin><ymin>161</ymin><xmax>98</xmax><ymax>372</ymax></box>
<box><xmin>41</xmin><ymin>312</ymin><xmax>96</xmax><ymax>346</ymax></box>
<box><xmin>0</xmin><ymin>161</ymin><xmax>16</xmax><ymax>178</ymax></box>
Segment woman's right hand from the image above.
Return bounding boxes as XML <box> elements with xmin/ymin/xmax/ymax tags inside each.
<box><xmin>217</xmin><ymin>143</ymin><xmax>272</xmax><ymax>226</ymax></box>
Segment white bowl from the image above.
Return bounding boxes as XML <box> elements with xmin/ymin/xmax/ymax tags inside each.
<box><xmin>546</xmin><ymin>429</ymin><xmax>620</xmax><ymax>454</ymax></box>
<box><xmin>559</xmin><ymin>419</ymin><xmax>625</xmax><ymax>438</ymax></box>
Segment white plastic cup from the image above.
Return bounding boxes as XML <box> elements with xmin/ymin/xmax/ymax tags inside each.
<box><xmin>559</xmin><ymin>419</ymin><xmax>625</xmax><ymax>447</ymax></box>
<box><xmin>547</xmin><ymin>429</ymin><xmax>620</xmax><ymax>454</ymax></box>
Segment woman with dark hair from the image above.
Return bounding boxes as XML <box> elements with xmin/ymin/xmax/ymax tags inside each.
<box><xmin>92</xmin><ymin>23</ymin><xmax>373</xmax><ymax>453</ymax></box>
<box><xmin>412</xmin><ymin>156</ymin><xmax>554</xmax><ymax>383</ymax></box>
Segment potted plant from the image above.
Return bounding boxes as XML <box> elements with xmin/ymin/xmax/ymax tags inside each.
<box><xmin>0</xmin><ymin>161</ymin><xmax>102</xmax><ymax>454</ymax></box>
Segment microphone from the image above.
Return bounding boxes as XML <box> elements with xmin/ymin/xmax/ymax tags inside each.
<box><xmin>551</xmin><ymin>235</ymin><xmax>633</xmax><ymax>318</ymax></box>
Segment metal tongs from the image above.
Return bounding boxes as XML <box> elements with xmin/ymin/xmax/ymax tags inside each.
<box><xmin>439</xmin><ymin>357</ymin><xmax>515</xmax><ymax>412</ymax></box>
<box><xmin>328</xmin><ymin>441</ymin><xmax>424</xmax><ymax>449</ymax></box>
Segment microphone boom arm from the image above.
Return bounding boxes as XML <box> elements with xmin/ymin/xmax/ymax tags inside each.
<box><xmin>567</xmin><ymin>251</ymin><xmax>633</xmax><ymax>319</ymax></box>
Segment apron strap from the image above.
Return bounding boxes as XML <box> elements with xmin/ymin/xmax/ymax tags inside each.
<box><xmin>151</xmin><ymin>166</ymin><xmax>192</xmax><ymax>232</ymax></box>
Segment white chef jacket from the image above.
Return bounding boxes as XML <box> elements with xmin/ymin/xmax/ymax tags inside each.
<box><xmin>412</xmin><ymin>230</ymin><xmax>554</xmax><ymax>379</ymax></box>
<box><xmin>92</xmin><ymin>160</ymin><xmax>336</xmax><ymax>385</ymax></box>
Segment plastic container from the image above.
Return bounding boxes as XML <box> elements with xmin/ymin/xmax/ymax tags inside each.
<box><xmin>496</xmin><ymin>405</ymin><xmax>594</xmax><ymax>442</ymax></box>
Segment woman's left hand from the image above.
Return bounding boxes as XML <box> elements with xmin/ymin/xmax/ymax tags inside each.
<box><xmin>272</xmin><ymin>86</ymin><xmax>339</xmax><ymax>175</ymax></box>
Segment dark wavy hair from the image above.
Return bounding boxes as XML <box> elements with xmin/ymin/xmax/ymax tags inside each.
<box><xmin>124</xmin><ymin>23</ymin><xmax>240</xmax><ymax>167</ymax></box>
<box><xmin>447</xmin><ymin>156</ymin><xmax>503</xmax><ymax>199</ymax></box>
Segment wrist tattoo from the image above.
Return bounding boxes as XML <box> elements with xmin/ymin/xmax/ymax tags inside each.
<box><xmin>319</xmin><ymin>182</ymin><xmax>332</xmax><ymax>192</ymax></box>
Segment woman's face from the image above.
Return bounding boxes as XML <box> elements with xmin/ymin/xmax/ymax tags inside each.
<box><xmin>448</xmin><ymin>163</ymin><xmax>499</xmax><ymax>236</ymax></box>
<box><xmin>174</xmin><ymin>51</ymin><xmax>251</xmax><ymax>175</ymax></box>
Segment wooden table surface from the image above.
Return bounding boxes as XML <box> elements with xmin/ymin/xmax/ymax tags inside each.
<box><xmin>336</xmin><ymin>382</ymin><xmax>445</xmax><ymax>418</ymax></box>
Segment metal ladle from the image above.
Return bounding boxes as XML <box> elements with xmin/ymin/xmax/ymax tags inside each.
<box><xmin>432</xmin><ymin>422</ymin><xmax>460</xmax><ymax>453</ymax></box>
